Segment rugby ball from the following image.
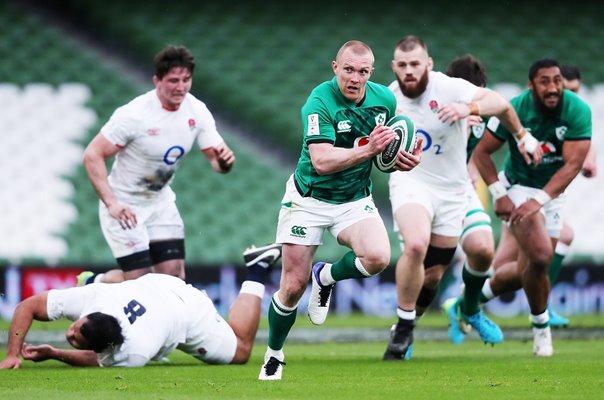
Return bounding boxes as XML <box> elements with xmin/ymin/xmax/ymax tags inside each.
<box><xmin>373</xmin><ymin>115</ymin><xmax>417</xmax><ymax>173</ymax></box>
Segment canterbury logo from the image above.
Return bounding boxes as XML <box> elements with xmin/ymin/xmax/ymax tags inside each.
<box><xmin>290</xmin><ymin>225</ymin><xmax>307</xmax><ymax>237</ymax></box>
<box><xmin>337</xmin><ymin>120</ymin><xmax>352</xmax><ymax>132</ymax></box>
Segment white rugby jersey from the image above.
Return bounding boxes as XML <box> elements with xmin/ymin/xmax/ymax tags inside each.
<box><xmin>101</xmin><ymin>90</ymin><xmax>224</xmax><ymax>203</ymax></box>
<box><xmin>46</xmin><ymin>274</ymin><xmax>207</xmax><ymax>367</ymax></box>
<box><xmin>388</xmin><ymin>71</ymin><xmax>478</xmax><ymax>190</ymax></box>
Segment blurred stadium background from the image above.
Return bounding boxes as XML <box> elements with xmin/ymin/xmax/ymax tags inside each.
<box><xmin>0</xmin><ymin>0</ymin><xmax>602</xmax><ymax>319</ymax></box>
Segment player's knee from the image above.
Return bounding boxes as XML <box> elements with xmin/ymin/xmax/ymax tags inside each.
<box><xmin>529</xmin><ymin>248</ymin><xmax>554</xmax><ymax>272</ymax></box>
<box><xmin>559</xmin><ymin>224</ymin><xmax>574</xmax><ymax>246</ymax></box>
<box><xmin>280</xmin><ymin>278</ymin><xmax>308</xmax><ymax>302</ymax></box>
<box><xmin>359</xmin><ymin>250</ymin><xmax>390</xmax><ymax>275</ymax></box>
<box><xmin>231</xmin><ymin>342</ymin><xmax>253</xmax><ymax>364</ymax></box>
<box><xmin>401</xmin><ymin>238</ymin><xmax>429</xmax><ymax>264</ymax></box>
<box><xmin>465</xmin><ymin>241</ymin><xmax>494</xmax><ymax>269</ymax></box>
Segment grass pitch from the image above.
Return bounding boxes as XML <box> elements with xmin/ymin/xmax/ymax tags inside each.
<box><xmin>1</xmin><ymin>314</ymin><xmax>603</xmax><ymax>399</ymax></box>
<box><xmin>1</xmin><ymin>339</ymin><xmax>603</xmax><ymax>399</ymax></box>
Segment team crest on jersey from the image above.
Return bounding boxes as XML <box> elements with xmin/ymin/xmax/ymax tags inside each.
<box><xmin>555</xmin><ymin>126</ymin><xmax>567</xmax><ymax>140</ymax></box>
<box><xmin>188</xmin><ymin>118</ymin><xmax>196</xmax><ymax>130</ymax></box>
<box><xmin>472</xmin><ymin>123</ymin><xmax>485</xmax><ymax>139</ymax></box>
<box><xmin>146</xmin><ymin>128</ymin><xmax>160</xmax><ymax>136</ymax></box>
<box><xmin>375</xmin><ymin>113</ymin><xmax>386</xmax><ymax>125</ymax></box>
<box><xmin>429</xmin><ymin>100</ymin><xmax>438</xmax><ymax>113</ymax></box>
<box><xmin>337</xmin><ymin>120</ymin><xmax>352</xmax><ymax>133</ymax></box>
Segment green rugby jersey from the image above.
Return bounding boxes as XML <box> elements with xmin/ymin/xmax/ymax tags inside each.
<box><xmin>294</xmin><ymin>77</ymin><xmax>396</xmax><ymax>204</ymax></box>
<box><xmin>466</xmin><ymin>121</ymin><xmax>486</xmax><ymax>163</ymax></box>
<box><xmin>491</xmin><ymin>89</ymin><xmax>591</xmax><ymax>189</ymax></box>
<box><xmin>466</xmin><ymin>86</ymin><xmax>491</xmax><ymax>163</ymax></box>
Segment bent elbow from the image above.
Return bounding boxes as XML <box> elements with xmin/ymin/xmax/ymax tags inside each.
<box><xmin>311</xmin><ymin>159</ymin><xmax>329</xmax><ymax>175</ymax></box>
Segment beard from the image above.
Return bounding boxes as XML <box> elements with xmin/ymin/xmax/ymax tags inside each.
<box><xmin>533</xmin><ymin>91</ymin><xmax>563</xmax><ymax>118</ymax></box>
<box><xmin>397</xmin><ymin>69</ymin><xmax>429</xmax><ymax>98</ymax></box>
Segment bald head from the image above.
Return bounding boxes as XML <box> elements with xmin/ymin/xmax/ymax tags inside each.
<box><xmin>332</xmin><ymin>40</ymin><xmax>375</xmax><ymax>102</ymax></box>
<box><xmin>336</xmin><ymin>40</ymin><xmax>374</xmax><ymax>65</ymax></box>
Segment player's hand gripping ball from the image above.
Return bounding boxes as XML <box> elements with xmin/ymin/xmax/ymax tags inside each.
<box><xmin>373</xmin><ymin>115</ymin><xmax>417</xmax><ymax>173</ymax></box>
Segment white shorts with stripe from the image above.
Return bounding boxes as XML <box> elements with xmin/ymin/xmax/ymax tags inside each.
<box><xmin>507</xmin><ymin>184</ymin><xmax>566</xmax><ymax>239</ymax></box>
<box><xmin>275</xmin><ymin>175</ymin><xmax>383</xmax><ymax>245</ymax></box>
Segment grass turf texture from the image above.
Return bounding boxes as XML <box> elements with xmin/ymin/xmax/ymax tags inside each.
<box><xmin>2</xmin><ymin>313</ymin><xmax>604</xmax><ymax>332</ymax></box>
<box><xmin>2</xmin><ymin>314</ymin><xmax>603</xmax><ymax>398</ymax></box>
<box><xmin>1</xmin><ymin>340</ymin><xmax>603</xmax><ymax>399</ymax></box>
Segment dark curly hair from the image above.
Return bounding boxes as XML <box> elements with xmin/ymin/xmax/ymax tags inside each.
<box><xmin>446</xmin><ymin>54</ymin><xmax>487</xmax><ymax>88</ymax></box>
<box><xmin>80</xmin><ymin>312</ymin><xmax>125</xmax><ymax>353</ymax></box>
<box><xmin>154</xmin><ymin>45</ymin><xmax>195</xmax><ymax>79</ymax></box>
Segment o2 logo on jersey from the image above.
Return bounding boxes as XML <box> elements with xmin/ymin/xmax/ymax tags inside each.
<box><xmin>123</xmin><ymin>299</ymin><xmax>147</xmax><ymax>324</ymax></box>
<box><xmin>163</xmin><ymin>146</ymin><xmax>185</xmax><ymax>165</ymax></box>
<box><xmin>415</xmin><ymin>129</ymin><xmax>444</xmax><ymax>155</ymax></box>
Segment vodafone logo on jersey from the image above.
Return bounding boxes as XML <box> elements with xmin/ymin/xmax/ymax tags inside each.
<box><xmin>354</xmin><ymin>136</ymin><xmax>370</xmax><ymax>147</ymax></box>
<box><xmin>541</xmin><ymin>141</ymin><xmax>556</xmax><ymax>154</ymax></box>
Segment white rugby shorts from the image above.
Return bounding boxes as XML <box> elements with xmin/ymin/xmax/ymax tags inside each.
<box><xmin>507</xmin><ymin>184</ymin><xmax>566</xmax><ymax>238</ymax></box>
<box><xmin>389</xmin><ymin>172</ymin><xmax>468</xmax><ymax>237</ymax></box>
<box><xmin>99</xmin><ymin>196</ymin><xmax>185</xmax><ymax>258</ymax></box>
<box><xmin>176</xmin><ymin>285</ymin><xmax>237</xmax><ymax>365</ymax></box>
<box><xmin>276</xmin><ymin>175</ymin><xmax>383</xmax><ymax>245</ymax></box>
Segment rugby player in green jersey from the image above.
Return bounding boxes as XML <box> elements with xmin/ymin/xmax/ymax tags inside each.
<box><xmin>258</xmin><ymin>40</ymin><xmax>421</xmax><ymax>380</ymax></box>
<box><xmin>473</xmin><ymin>59</ymin><xmax>592</xmax><ymax>356</ymax></box>
<box><xmin>480</xmin><ymin>64</ymin><xmax>598</xmax><ymax>330</ymax></box>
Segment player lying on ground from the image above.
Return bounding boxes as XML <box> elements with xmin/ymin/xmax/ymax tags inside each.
<box><xmin>0</xmin><ymin>244</ymin><xmax>281</xmax><ymax>368</ymax></box>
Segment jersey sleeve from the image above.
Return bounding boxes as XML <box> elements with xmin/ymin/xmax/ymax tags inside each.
<box><xmin>450</xmin><ymin>75</ymin><xmax>479</xmax><ymax>104</ymax></box>
<box><xmin>486</xmin><ymin>116</ymin><xmax>509</xmax><ymax>141</ymax></box>
<box><xmin>301</xmin><ymin>96</ymin><xmax>335</xmax><ymax>145</ymax></box>
<box><xmin>100</xmin><ymin>106</ymin><xmax>140</xmax><ymax>146</ymax></box>
<box><xmin>98</xmin><ymin>350</ymin><xmax>149</xmax><ymax>367</ymax></box>
<box><xmin>566</xmin><ymin>97</ymin><xmax>592</xmax><ymax>140</ymax></box>
<box><xmin>195</xmin><ymin>102</ymin><xmax>225</xmax><ymax>150</ymax></box>
<box><xmin>46</xmin><ymin>286</ymin><xmax>92</xmax><ymax>321</ymax></box>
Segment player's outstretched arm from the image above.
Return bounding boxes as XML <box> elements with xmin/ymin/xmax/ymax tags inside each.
<box><xmin>476</xmin><ymin>88</ymin><xmax>543</xmax><ymax>166</ymax></box>
<box><xmin>0</xmin><ymin>292</ymin><xmax>49</xmax><ymax>369</ymax></box>
<box><xmin>21</xmin><ymin>344</ymin><xmax>100</xmax><ymax>367</ymax></box>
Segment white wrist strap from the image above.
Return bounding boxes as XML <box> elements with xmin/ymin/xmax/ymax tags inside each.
<box><xmin>488</xmin><ymin>181</ymin><xmax>507</xmax><ymax>201</ymax></box>
<box><xmin>518</xmin><ymin>132</ymin><xmax>539</xmax><ymax>153</ymax></box>
<box><xmin>533</xmin><ymin>190</ymin><xmax>551</xmax><ymax>206</ymax></box>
